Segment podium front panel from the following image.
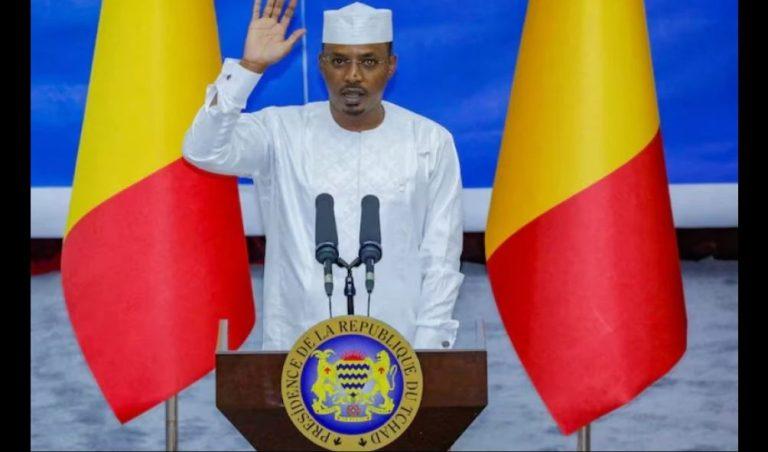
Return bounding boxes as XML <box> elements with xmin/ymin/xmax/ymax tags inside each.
<box><xmin>217</xmin><ymin>349</ymin><xmax>487</xmax><ymax>450</ymax></box>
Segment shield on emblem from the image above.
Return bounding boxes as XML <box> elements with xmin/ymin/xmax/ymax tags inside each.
<box><xmin>335</xmin><ymin>351</ymin><xmax>370</xmax><ymax>399</ymax></box>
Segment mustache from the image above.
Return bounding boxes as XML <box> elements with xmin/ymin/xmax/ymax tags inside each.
<box><xmin>340</xmin><ymin>86</ymin><xmax>367</xmax><ymax>95</ymax></box>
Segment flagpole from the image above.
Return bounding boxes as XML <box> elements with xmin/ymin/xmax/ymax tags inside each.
<box><xmin>165</xmin><ymin>395</ymin><xmax>178</xmax><ymax>451</ymax></box>
<box><xmin>576</xmin><ymin>424</ymin><xmax>591</xmax><ymax>451</ymax></box>
<box><xmin>218</xmin><ymin>319</ymin><xmax>229</xmax><ymax>352</ymax></box>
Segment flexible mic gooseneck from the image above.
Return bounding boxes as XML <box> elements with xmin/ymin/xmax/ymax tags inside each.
<box><xmin>359</xmin><ymin>195</ymin><xmax>382</xmax><ymax>295</ymax></box>
<box><xmin>315</xmin><ymin>194</ymin><xmax>339</xmax><ymax>302</ymax></box>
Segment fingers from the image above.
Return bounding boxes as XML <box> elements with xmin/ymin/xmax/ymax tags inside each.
<box><xmin>279</xmin><ymin>0</ymin><xmax>298</xmax><ymax>24</ymax></box>
<box><xmin>251</xmin><ymin>0</ymin><xmax>261</xmax><ymax>21</ymax></box>
<box><xmin>273</xmin><ymin>0</ymin><xmax>285</xmax><ymax>18</ymax></box>
<box><xmin>263</xmin><ymin>0</ymin><xmax>276</xmax><ymax>18</ymax></box>
<box><xmin>285</xmin><ymin>28</ymin><xmax>306</xmax><ymax>48</ymax></box>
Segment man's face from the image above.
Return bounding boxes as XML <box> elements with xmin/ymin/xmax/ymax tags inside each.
<box><xmin>319</xmin><ymin>43</ymin><xmax>397</xmax><ymax>117</ymax></box>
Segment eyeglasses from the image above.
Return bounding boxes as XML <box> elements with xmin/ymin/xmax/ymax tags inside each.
<box><xmin>319</xmin><ymin>54</ymin><xmax>387</xmax><ymax>70</ymax></box>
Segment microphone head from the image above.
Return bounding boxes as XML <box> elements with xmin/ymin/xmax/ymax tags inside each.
<box><xmin>315</xmin><ymin>193</ymin><xmax>339</xmax><ymax>263</ymax></box>
<box><xmin>360</xmin><ymin>195</ymin><xmax>381</xmax><ymax>244</ymax></box>
<box><xmin>359</xmin><ymin>195</ymin><xmax>382</xmax><ymax>263</ymax></box>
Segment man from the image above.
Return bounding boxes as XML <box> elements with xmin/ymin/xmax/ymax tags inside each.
<box><xmin>182</xmin><ymin>0</ymin><xmax>464</xmax><ymax>351</ymax></box>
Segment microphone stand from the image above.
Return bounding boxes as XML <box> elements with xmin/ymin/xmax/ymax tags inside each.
<box><xmin>335</xmin><ymin>257</ymin><xmax>362</xmax><ymax>316</ymax></box>
<box><xmin>344</xmin><ymin>267</ymin><xmax>355</xmax><ymax>315</ymax></box>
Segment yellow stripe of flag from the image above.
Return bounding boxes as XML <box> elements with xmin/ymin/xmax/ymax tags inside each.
<box><xmin>66</xmin><ymin>0</ymin><xmax>222</xmax><ymax>235</ymax></box>
<box><xmin>486</xmin><ymin>0</ymin><xmax>660</xmax><ymax>256</ymax></box>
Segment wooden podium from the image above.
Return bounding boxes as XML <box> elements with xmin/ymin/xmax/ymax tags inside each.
<box><xmin>216</xmin><ymin>342</ymin><xmax>487</xmax><ymax>450</ymax></box>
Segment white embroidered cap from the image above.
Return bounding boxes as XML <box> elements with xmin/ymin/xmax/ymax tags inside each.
<box><xmin>322</xmin><ymin>2</ymin><xmax>393</xmax><ymax>45</ymax></box>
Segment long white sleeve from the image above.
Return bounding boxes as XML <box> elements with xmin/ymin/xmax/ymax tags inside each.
<box><xmin>182</xmin><ymin>58</ymin><xmax>272</xmax><ymax>178</ymax></box>
<box><xmin>413</xmin><ymin>133</ymin><xmax>465</xmax><ymax>349</ymax></box>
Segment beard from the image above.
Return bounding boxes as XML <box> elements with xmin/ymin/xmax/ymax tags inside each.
<box><xmin>342</xmin><ymin>105</ymin><xmax>365</xmax><ymax>116</ymax></box>
<box><xmin>333</xmin><ymin>96</ymin><xmax>366</xmax><ymax>116</ymax></box>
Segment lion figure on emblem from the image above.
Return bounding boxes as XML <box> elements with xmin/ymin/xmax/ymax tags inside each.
<box><xmin>362</xmin><ymin>350</ymin><xmax>398</xmax><ymax>414</ymax></box>
<box><xmin>310</xmin><ymin>349</ymin><xmax>340</xmax><ymax>415</ymax></box>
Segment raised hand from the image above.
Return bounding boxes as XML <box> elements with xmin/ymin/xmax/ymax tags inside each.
<box><xmin>241</xmin><ymin>0</ymin><xmax>306</xmax><ymax>73</ymax></box>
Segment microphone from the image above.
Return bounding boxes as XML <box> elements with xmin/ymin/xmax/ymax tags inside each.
<box><xmin>315</xmin><ymin>193</ymin><xmax>339</xmax><ymax>298</ymax></box>
<box><xmin>359</xmin><ymin>195</ymin><xmax>382</xmax><ymax>294</ymax></box>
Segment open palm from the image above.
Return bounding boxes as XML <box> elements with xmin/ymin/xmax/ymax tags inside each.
<box><xmin>243</xmin><ymin>0</ymin><xmax>305</xmax><ymax>70</ymax></box>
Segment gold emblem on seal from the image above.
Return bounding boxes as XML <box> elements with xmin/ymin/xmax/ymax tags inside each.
<box><xmin>281</xmin><ymin>315</ymin><xmax>423</xmax><ymax>451</ymax></box>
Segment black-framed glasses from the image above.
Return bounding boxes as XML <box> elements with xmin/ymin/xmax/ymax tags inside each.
<box><xmin>319</xmin><ymin>54</ymin><xmax>387</xmax><ymax>70</ymax></box>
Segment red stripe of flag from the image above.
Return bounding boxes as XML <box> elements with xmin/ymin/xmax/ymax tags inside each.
<box><xmin>62</xmin><ymin>159</ymin><xmax>255</xmax><ymax>422</ymax></box>
<box><xmin>487</xmin><ymin>132</ymin><xmax>687</xmax><ymax>433</ymax></box>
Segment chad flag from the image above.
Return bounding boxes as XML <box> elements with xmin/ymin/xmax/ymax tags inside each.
<box><xmin>485</xmin><ymin>0</ymin><xmax>687</xmax><ymax>434</ymax></box>
<box><xmin>61</xmin><ymin>1</ymin><xmax>255</xmax><ymax>423</ymax></box>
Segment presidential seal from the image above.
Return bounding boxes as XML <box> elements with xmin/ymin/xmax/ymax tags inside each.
<box><xmin>281</xmin><ymin>316</ymin><xmax>423</xmax><ymax>451</ymax></box>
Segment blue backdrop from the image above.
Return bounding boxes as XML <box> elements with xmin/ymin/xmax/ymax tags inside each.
<box><xmin>31</xmin><ymin>0</ymin><xmax>737</xmax><ymax>188</ymax></box>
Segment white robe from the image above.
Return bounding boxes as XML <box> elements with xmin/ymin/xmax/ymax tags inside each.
<box><xmin>182</xmin><ymin>59</ymin><xmax>464</xmax><ymax>350</ymax></box>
